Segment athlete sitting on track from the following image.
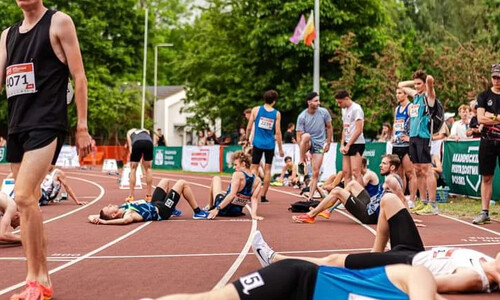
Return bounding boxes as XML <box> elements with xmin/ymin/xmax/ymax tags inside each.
<box><xmin>206</xmin><ymin>151</ymin><xmax>263</xmax><ymax>220</ymax></box>
<box><xmin>88</xmin><ymin>179</ymin><xmax>209</xmax><ymax>225</ymax></box>
<box><xmin>157</xmin><ymin>260</ymin><xmax>441</xmax><ymax>300</ymax></box>
<box><xmin>39</xmin><ymin>168</ymin><xmax>86</xmax><ymax>206</ymax></box>
<box><xmin>253</xmin><ymin>192</ymin><xmax>500</xmax><ymax>294</ymax></box>
<box><xmin>0</xmin><ymin>191</ymin><xmax>21</xmax><ymax>244</ymax></box>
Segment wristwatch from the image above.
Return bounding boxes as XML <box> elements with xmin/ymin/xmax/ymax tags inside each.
<box><xmin>216</xmin><ymin>205</ymin><xmax>222</xmax><ymax>211</ymax></box>
<box><xmin>491</xmin><ymin>114</ymin><xmax>497</xmax><ymax>121</ymax></box>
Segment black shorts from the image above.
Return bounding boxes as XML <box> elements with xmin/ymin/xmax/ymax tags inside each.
<box><xmin>479</xmin><ymin>139</ymin><xmax>500</xmax><ymax>175</ymax></box>
<box><xmin>252</xmin><ymin>146</ymin><xmax>274</xmax><ymax>165</ymax></box>
<box><xmin>212</xmin><ymin>193</ymin><xmax>245</xmax><ymax>217</ymax></box>
<box><xmin>130</xmin><ymin>140</ymin><xmax>153</xmax><ymax>162</ymax></box>
<box><xmin>233</xmin><ymin>259</ymin><xmax>318</xmax><ymax>300</ymax></box>
<box><xmin>409</xmin><ymin>137</ymin><xmax>431</xmax><ymax>164</ymax></box>
<box><xmin>344</xmin><ymin>209</ymin><xmax>424</xmax><ymax>269</ymax></box>
<box><xmin>344</xmin><ymin>190</ymin><xmax>378</xmax><ymax>224</ymax></box>
<box><xmin>152</xmin><ymin>187</ymin><xmax>181</xmax><ymax>220</ymax></box>
<box><xmin>344</xmin><ymin>143</ymin><xmax>365</xmax><ymax>157</ymax></box>
<box><xmin>7</xmin><ymin>129</ymin><xmax>66</xmax><ymax>165</ymax></box>
<box><xmin>392</xmin><ymin>146</ymin><xmax>410</xmax><ymax>163</ymax></box>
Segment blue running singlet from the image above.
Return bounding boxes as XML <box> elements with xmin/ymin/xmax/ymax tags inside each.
<box><xmin>119</xmin><ymin>201</ymin><xmax>159</xmax><ymax>221</ymax></box>
<box><xmin>253</xmin><ymin>106</ymin><xmax>277</xmax><ymax>150</ymax></box>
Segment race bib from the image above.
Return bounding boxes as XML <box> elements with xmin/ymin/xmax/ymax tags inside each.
<box><xmin>431</xmin><ymin>247</ymin><xmax>458</xmax><ymax>259</ymax></box>
<box><xmin>258</xmin><ymin>117</ymin><xmax>274</xmax><ymax>130</ymax></box>
<box><xmin>5</xmin><ymin>63</ymin><xmax>37</xmax><ymax>98</ymax></box>
<box><xmin>409</xmin><ymin>104</ymin><xmax>420</xmax><ymax>118</ymax></box>
<box><xmin>394</xmin><ymin>119</ymin><xmax>405</xmax><ymax>132</ymax></box>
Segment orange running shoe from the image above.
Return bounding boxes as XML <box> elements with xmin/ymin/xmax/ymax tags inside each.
<box><xmin>10</xmin><ymin>281</ymin><xmax>43</xmax><ymax>300</ymax></box>
<box><xmin>318</xmin><ymin>209</ymin><xmax>331</xmax><ymax>219</ymax></box>
<box><xmin>39</xmin><ymin>283</ymin><xmax>53</xmax><ymax>300</ymax></box>
<box><xmin>125</xmin><ymin>195</ymin><xmax>134</xmax><ymax>202</ymax></box>
<box><xmin>145</xmin><ymin>194</ymin><xmax>152</xmax><ymax>202</ymax></box>
<box><xmin>292</xmin><ymin>213</ymin><xmax>315</xmax><ymax>224</ymax></box>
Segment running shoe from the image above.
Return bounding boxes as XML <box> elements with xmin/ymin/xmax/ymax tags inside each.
<box><xmin>171</xmin><ymin>209</ymin><xmax>182</xmax><ymax>217</ymax></box>
<box><xmin>292</xmin><ymin>213</ymin><xmax>315</xmax><ymax>224</ymax></box>
<box><xmin>10</xmin><ymin>281</ymin><xmax>52</xmax><ymax>300</ymax></box>
<box><xmin>318</xmin><ymin>209</ymin><xmax>331</xmax><ymax>219</ymax></box>
<box><xmin>410</xmin><ymin>201</ymin><xmax>425</xmax><ymax>213</ymax></box>
<box><xmin>252</xmin><ymin>230</ymin><xmax>275</xmax><ymax>267</ymax></box>
<box><xmin>297</xmin><ymin>162</ymin><xmax>305</xmax><ymax>176</ymax></box>
<box><xmin>193</xmin><ymin>210</ymin><xmax>209</xmax><ymax>220</ymax></box>
<box><xmin>415</xmin><ymin>204</ymin><xmax>439</xmax><ymax>215</ymax></box>
<box><xmin>261</xmin><ymin>196</ymin><xmax>270</xmax><ymax>203</ymax></box>
<box><xmin>144</xmin><ymin>194</ymin><xmax>152</xmax><ymax>202</ymax></box>
<box><xmin>472</xmin><ymin>213</ymin><xmax>491</xmax><ymax>225</ymax></box>
<box><xmin>125</xmin><ymin>195</ymin><xmax>134</xmax><ymax>202</ymax></box>
<box><xmin>270</xmin><ymin>181</ymin><xmax>283</xmax><ymax>187</ymax></box>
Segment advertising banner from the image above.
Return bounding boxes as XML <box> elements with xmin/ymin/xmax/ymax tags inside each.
<box><xmin>336</xmin><ymin>142</ymin><xmax>387</xmax><ymax>183</ymax></box>
<box><xmin>222</xmin><ymin>145</ymin><xmax>243</xmax><ymax>173</ymax></box>
<box><xmin>0</xmin><ymin>147</ymin><xmax>6</xmax><ymax>163</ymax></box>
<box><xmin>55</xmin><ymin>145</ymin><xmax>80</xmax><ymax>168</ymax></box>
<box><xmin>182</xmin><ymin>145</ymin><xmax>220</xmax><ymax>172</ymax></box>
<box><xmin>153</xmin><ymin>147</ymin><xmax>182</xmax><ymax>169</ymax></box>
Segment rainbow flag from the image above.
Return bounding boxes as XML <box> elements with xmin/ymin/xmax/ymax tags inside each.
<box><xmin>303</xmin><ymin>11</ymin><xmax>316</xmax><ymax>46</ymax></box>
<box><xmin>289</xmin><ymin>15</ymin><xmax>306</xmax><ymax>44</ymax></box>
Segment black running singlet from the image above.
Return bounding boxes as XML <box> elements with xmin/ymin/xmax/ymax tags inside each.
<box><xmin>6</xmin><ymin>10</ymin><xmax>69</xmax><ymax>134</ymax></box>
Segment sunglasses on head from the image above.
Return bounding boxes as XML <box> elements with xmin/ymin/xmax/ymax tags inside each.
<box><xmin>493</xmin><ymin>76</ymin><xmax>500</xmax><ymax>80</ymax></box>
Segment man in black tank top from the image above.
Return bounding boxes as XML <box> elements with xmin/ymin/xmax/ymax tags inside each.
<box><xmin>126</xmin><ymin>128</ymin><xmax>154</xmax><ymax>202</ymax></box>
<box><xmin>0</xmin><ymin>1</ymin><xmax>91</xmax><ymax>298</ymax></box>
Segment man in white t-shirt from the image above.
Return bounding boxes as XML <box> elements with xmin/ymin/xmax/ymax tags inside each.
<box><xmin>335</xmin><ymin>89</ymin><xmax>365</xmax><ymax>186</ymax></box>
<box><xmin>449</xmin><ymin>104</ymin><xmax>471</xmax><ymax>140</ymax></box>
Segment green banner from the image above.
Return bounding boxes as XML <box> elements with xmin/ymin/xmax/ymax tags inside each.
<box><xmin>0</xmin><ymin>147</ymin><xmax>6</xmax><ymax>163</ymax></box>
<box><xmin>335</xmin><ymin>142</ymin><xmax>387</xmax><ymax>183</ymax></box>
<box><xmin>153</xmin><ymin>146</ymin><xmax>182</xmax><ymax>169</ymax></box>
<box><xmin>443</xmin><ymin>140</ymin><xmax>500</xmax><ymax>200</ymax></box>
<box><xmin>222</xmin><ymin>145</ymin><xmax>243</xmax><ymax>173</ymax></box>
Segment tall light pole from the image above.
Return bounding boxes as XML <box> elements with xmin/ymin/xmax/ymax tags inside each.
<box><xmin>140</xmin><ymin>8</ymin><xmax>149</xmax><ymax>129</ymax></box>
<box><xmin>313</xmin><ymin>0</ymin><xmax>320</xmax><ymax>94</ymax></box>
<box><xmin>154</xmin><ymin>43</ymin><xmax>174</xmax><ymax>130</ymax></box>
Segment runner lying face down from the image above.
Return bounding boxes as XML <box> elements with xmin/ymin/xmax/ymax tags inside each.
<box><xmin>206</xmin><ymin>151</ymin><xmax>263</xmax><ymax>220</ymax></box>
<box><xmin>0</xmin><ymin>191</ymin><xmax>21</xmax><ymax>244</ymax></box>
<box><xmin>88</xmin><ymin>179</ymin><xmax>209</xmax><ymax>225</ymax></box>
<box><xmin>254</xmin><ymin>193</ymin><xmax>500</xmax><ymax>294</ymax></box>
<box><xmin>157</xmin><ymin>259</ymin><xmax>442</xmax><ymax>300</ymax></box>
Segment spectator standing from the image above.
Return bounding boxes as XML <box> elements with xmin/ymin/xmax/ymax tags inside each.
<box><xmin>377</xmin><ymin>122</ymin><xmax>392</xmax><ymax>142</ymax></box>
<box><xmin>467</xmin><ymin>100</ymin><xmax>483</xmax><ymax>138</ymax></box>
<box><xmin>283</xmin><ymin>123</ymin><xmax>296</xmax><ymax>143</ymax></box>
<box><xmin>196</xmin><ymin>131</ymin><xmax>206</xmax><ymax>146</ymax></box>
<box><xmin>0</xmin><ymin>136</ymin><xmax>6</xmax><ymax>147</ymax></box>
<box><xmin>444</xmin><ymin>112</ymin><xmax>455</xmax><ymax>129</ymax></box>
<box><xmin>398</xmin><ymin>70</ymin><xmax>438</xmax><ymax>215</ymax></box>
<box><xmin>335</xmin><ymin>89</ymin><xmax>365</xmax><ymax>186</ymax></box>
<box><xmin>473</xmin><ymin>63</ymin><xmax>500</xmax><ymax>224</ymax></box>
<box><xmin>206</xmin><ymin>130</ymin><xmax>218</xmax><ymax>145</ymax></box>
<box><xmin>237</xmin><ymin>128</ymin><xmax>247</xmax><ymax>146</ymax></box>
<box><xmin>449</xmin><ymin>104</ymin><xmax>471</xmax><ymax>140</ymax></box>
<box><xmin>154</xmin><ymin>128</ymin><xmax>166</xmax><ymax>146</ymax></box>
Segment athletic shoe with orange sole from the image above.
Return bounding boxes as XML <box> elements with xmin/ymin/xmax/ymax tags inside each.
<box><xmin>125</xmin><ymin>195</ymin><xmax>134</xmax><ymax>202</ymax></box>
<box><xmin>10</xmin><ymin>281</ymin><xmax>53</xmax><ymax>300</ymax></box>
<box><xmin>292</xmin><ymin>213</ymin><xmax>315</xmax><ymax>224</ymax></box>
<box><xmin>318</xmin><ymin>209</ymin><xmax>331</xmax><ymax>219</ymax></box>
<box><xmin>144</xmin><ymin>194</ymin><xmax>152</xmax><ymax>202</ymax></box>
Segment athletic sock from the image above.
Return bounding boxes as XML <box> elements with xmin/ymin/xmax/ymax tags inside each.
<box><xmin>430</xmin><ymin>202</ymin><xmax>437</xmax><ymax>209</ymax></box>
<box><xmin>482</xmin><ymin>209</ymin><xmax>489</xmax><ymax>217</ymax></box>
<box><xmin>193</xmin><ymin>207</ymin><xmax>201</xmax><ymax>214</ymax></box>
<box><xmin>422</xmin><ymin>200</ymin><xmax>429</xmax><ymax>205</ymax></box>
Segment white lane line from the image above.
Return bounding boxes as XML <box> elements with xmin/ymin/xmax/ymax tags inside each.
<box><xmin>438</xmin><ymin>214</ymin><xmax>500</xmax><ymax>236</ymax></box>
<box><xmin>0</xmin><ymin>221</ymin><xmax>152</xmax><ymax>296</ymax></box>
<box><xmin>213</xmin><ymin>204</ymin><xmax>257</xmax><ymax>289</ymax></box>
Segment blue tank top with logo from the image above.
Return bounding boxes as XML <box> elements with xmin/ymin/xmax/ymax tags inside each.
<box><xmin>313</xmin><ymin>266</ymin><xmax>408</xmax><ymax>300</ymax></box>
<box><xmin>409</xmin><ymin>94</ymin><xmax>431</xmax><ymax>139</ymax></box>
<box><xmin>119</xmin><ymin>201</ymin><xmax>159</xmax><ymax>221</ymax></box>
<box><xmin>365</xmin><ymin>182</ymin><xmax>380</xmax><ymax>198</ymax></box>
<box><xmin>393</xmin><ymin>103</ymin><xmax>410</xmax><ymax>147</ymax></box>
<box><xmin>225</xmin><ymin>171</ymin><xmax>255</xmax><ymax>206</ymax></box>
<box><xmin>253</xmin><ymin>106</ymin><xmax>277</xmax><ymax>150</ymax></box>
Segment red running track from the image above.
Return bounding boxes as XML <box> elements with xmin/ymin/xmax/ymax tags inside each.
<box><xmin>0</xmin><ymin>165</ymin><xmax>499</xmax><ymax>299</ymax></box>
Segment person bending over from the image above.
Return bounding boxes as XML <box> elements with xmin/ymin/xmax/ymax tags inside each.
<box><xmin>207</xmin><ymin>151</ymin><xmax>263</xmax><ymax>220</ymax></box>
<box><xmin>0</xmin><ymin>191</ymin><xmax>21</xmax><ymax>244</ymax></box>
<box><xmin>88</xmin><ymin>179</ymin><xmax>209</xmax><ymax>225</ymax></box>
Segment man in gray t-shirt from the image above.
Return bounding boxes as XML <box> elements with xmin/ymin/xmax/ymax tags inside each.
<box><xmin>296</xmin><ymin>92</ymin><xmax>333</xmax><ymax>201</ymax></box>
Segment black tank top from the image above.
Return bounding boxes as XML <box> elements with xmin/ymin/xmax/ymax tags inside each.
<box><xmin>6</xmin><ymin>10</ymin><xmax>69</xmax><ymax>134</ymax></box>
<box><xmin>131</xmin><ymin>130</ymin><xmax>152</xmax><ymax>145</ymax></box>
<box><xmin>157</xmin><ymin>134</ymin><xmax>166</xmax><ymax>146</ymax></box>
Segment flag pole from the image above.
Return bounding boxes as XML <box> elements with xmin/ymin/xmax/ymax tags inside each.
<box><xmin>313</xmin><ymin>0</ymin><xmax>320</xmax><ymax>94</ymax></box>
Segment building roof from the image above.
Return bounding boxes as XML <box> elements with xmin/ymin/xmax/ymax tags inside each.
<box><xmin>147</xmin><ymin>85</ymin><xmax>184</xmax><ymax>99</ymax></box>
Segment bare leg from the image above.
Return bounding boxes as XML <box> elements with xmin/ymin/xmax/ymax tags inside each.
<box><xmin>273</xmin><ymin>252</ymin><xmax>348</xmax><ymax>267</ymax></box>
<box><xmin>350</xmin><ymin>153</ymin><xmax>363</xmax><ymax>186</ymax></box>
<box><xmin>299</xmin><ymin>134</ymin><xmax>311</xmax><ymax>163</ymax></box>
<box><xmin>261</xmin><ymin>164</ymin><xmax>272</xmax><ymax>198</ymax></box>
<box><xmin>342</xmin><ymin>155</ymin><xmax>352</xmax><ymax>185</ymax></box>
<box><xmin>308</xmin><ymin>188</ymin><xmax>349</xmax><ymax>217</ymax></box>
<box><xmin>403</xmin><ymin>154</ymin><xmax>417</xmax><ymax>203</ymax></box>
<box><xmin>481</xmin><ymin>175</ymin><xmax>493</xmax><ymax>210</ymax></box>
<box><xmin>209</xmin><ymin>176</ymin><xmax>222</xmax><ymax>207</ymax></box>
<box><xmin>143</xmin><ymin>160</ymin><xmax>153</xmax><ymax>196</ymax></box>
<box><xmin>171</xmin><ymin>179</ymin><xmax>200</xmax><ymax>210</ymax></box>
<box><xmin>129</xmin><ymin>162</ymin><xmax>139</xmax><ymax>198</ymax></box>
<box><xmin>14</xmin><ymin>140</ymin><xmax>57</xmax><ymax>287</ymax></box>
<box><xmin>423</xmin><ymin>163</ymin><xmax>436</xmax><ymax>203</ymax></box>
<box><xmin>307</xmin><ymin>153</ymin><xmax>323</xmax><ymax>201</ymax></box>
<box><xmin>414</xmin><ymin>164</ymin><xmax>426</xmax><ymax>201</ymax></box>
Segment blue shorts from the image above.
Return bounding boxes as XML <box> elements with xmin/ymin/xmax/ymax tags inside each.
<box><xmin>214</xmin><ymin>194</ymin><xmax>245</xmax><ymax>217</ymax></box>
<box><xmin>309</xmin><ymin>141</ymin><xmax>324</xmax><ymax>154</ymax></box>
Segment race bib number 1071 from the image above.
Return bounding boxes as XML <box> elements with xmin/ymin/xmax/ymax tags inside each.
<box><xmin>5</xmin><ymin>63</ymin><xmax>37</xmax><ymax>99</ymax></box>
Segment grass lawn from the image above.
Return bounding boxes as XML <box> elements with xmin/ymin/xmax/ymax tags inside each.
<box><xmin>438</xmin><ymin>196</ymin><xmax>500</xmax><ymax>222</ymax></box>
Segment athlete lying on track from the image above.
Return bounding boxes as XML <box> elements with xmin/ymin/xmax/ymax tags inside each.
<box><xmin>0</xmin><ymin>191</ymin><xmax>21</xmax><ymax>244</ymax></box>
<box><xmin>88</xmin><ymin>179</ymin><xmax>209</xmax><ymax>225</ymax></box>
<box><xmin>157</xmin><ymin>260</ymin><xmax>442</xmax><ymax>300</ymax></box>
<box><xmin>253</xmin><ymin>193</ymin><xmax>500</xmax><ymax>294</ymax></box>
<box><xmin>205</xmin><ymin>151</ymin><xmax>263</xmax><ymax>220</ymax></box>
